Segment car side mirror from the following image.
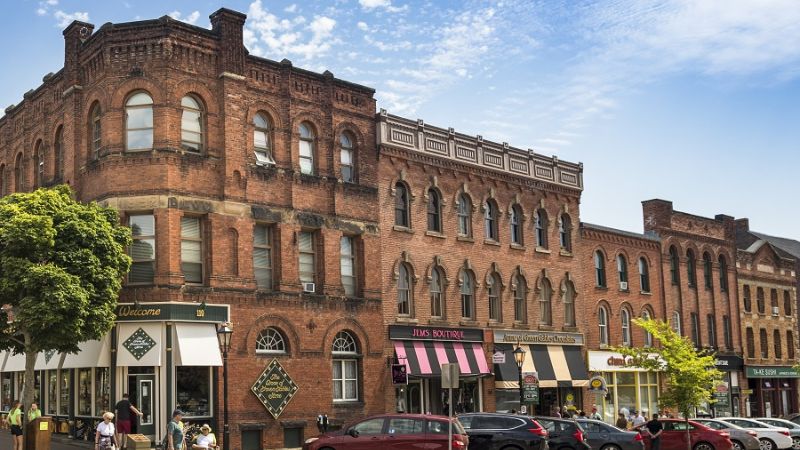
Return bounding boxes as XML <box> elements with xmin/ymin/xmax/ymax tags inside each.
<box><xmin>347</xmin><ymin>428</ymin><xmax>360</xmax><ymax>438</ymax></box>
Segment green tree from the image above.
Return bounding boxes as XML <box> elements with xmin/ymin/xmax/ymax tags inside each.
<box><xmin>0</xmin><ymin>186</ymin><xmax>131</xmax><ymax>414</ymax></box>
<box><xmin>615</xmin><ymin>318</ymin><xmax>722</xmax><ymax>450</ymax></box>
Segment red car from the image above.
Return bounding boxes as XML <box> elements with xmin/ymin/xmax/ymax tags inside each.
<box><xmin>638</xmin><ymin>419</ymin><xmax>733</xmax><ymax>450</ymax></box>
<box><xmin>302</xmin><ymin>413</ymin><xmax>469</xmax><ymax>450</ymax></box>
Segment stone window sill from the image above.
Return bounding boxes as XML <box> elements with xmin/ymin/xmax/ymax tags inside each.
<box><xmin>392</xmin><ymin>225</ymin><xmax>414</xmax><ymax>234</ymax></box>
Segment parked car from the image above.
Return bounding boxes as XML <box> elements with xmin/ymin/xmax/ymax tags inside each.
<box><xmin>715</xmin><ymin>418</ymin><xmax>792</xmax><ymax>450</ymax></box>
<box><xmin>692</xmin><ymin>418</ymin><xmax>760</xmax><ymax>450</ymax></box>
<box><xmin>534</xmin><ymin>416</ymin><xmax>590</xmax><ymax>450</ymax></box>
<box><xmin>459</xmin><ymin>412</ymin><xmax>549</xmax><ymax>450</ymax></box>
<box><xmin>636</xmin><ymin>419</ymin><xmax>733</xmax><ymax>450</ymax></box>
<box><xmin>576</xmin><ymin>418</ymin><xmax>644</xmax><ymax>450</ymax></box>
<box><xmin>784</xmin><ymin>415</ymin><xmax>800</xmax><ymax>427</ymax></box>
<box><xmin>755</xmin><ymin>418</ymin><xmax>800</xmax><ymax>450</ymax></box>
<box><xmin>302</xmin><ymin>413</ymin><xmax>469</xmax><ymax>450</ymax></box>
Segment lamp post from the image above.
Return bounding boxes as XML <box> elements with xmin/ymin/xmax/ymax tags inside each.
<box><xmin>513</xmin><ymin>345</ymin><xmax>526</xmax><ymax>411</ymax></box>
<box><xmin>216</xmin><ymin>322</ymin><xmax>233</xmax><ymax>450</ymax></box>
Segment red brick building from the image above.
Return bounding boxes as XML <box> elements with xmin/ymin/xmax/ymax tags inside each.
<box><xmin>0</xmin><ymin>9</ymin><xmax>385</xmax><ymax>449</ymax></box>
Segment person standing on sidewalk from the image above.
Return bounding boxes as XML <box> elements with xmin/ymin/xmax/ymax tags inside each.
<box><xmin>167</xmin><ymin>410</ymin><xmax>186</xmax><ymax>450</ymax></box>
<box><xmin>96</xmin><ymin>412</ymin><xmax>117</xmax><ymax>450</ymax></box>
<box><xmin>5</xmin><ymin>401</ymin><xmax>23</xmax><ymax>450</ymax></box>
<box><xmin>115</xmin><ymin>393</ymin><xmax>143</xmax><ymax>450</ymax></box>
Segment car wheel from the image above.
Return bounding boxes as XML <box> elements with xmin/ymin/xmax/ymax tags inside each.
<box><xmin>760</xmin><ymin>438</ymin><xmax>776</xmax><ymax>450</ymax></box>
<box><xmin>602</xmin><ymin>445</ymin><xmax>622</xmax><ymax>450</ymax></box>
<box><xmin>792</xmin><ymin>437</ymin><xmax>800</xmax><ymax>450</ymax></box>
<box><xmin>731</xmin><ymin>440</ymin><xmax>744</xmax><ymax>450</ymax></box>
<box><xmin>694</xmin><ymin>442</ymin><xmax>714</xmax><ymax>450</ymax></box>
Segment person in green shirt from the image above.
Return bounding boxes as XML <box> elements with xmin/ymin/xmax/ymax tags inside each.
<box><xmin>167</xmin><ymin>409</ymin><xmax>185</xmax><ymax>450</ymax></box>
<box><xmin>5</xmin><ymin>400</ymin><xmax>23</xmax><ymax>450</ymax></box>
<box><xmin>27</xmin><ymin>402</ymin><xmax>42</xmax><ymax>422</ymax></box>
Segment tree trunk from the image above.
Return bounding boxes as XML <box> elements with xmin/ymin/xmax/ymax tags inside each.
<box><xmin>22</xmin><ymin>332</ymin><xmax>36</xmax><ymax>427</ymax></box>
<box><xmin>685</xmin><ymin>417</ymin><xmax>692</xmax><ymax>450</ymax></box>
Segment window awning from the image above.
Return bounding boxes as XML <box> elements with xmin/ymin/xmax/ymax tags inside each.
<box><xmin>4</xmin><ymin>352</ymin><xmax>26</xmax><ymax>372</ymax></box>
<box><xmin>35</xmin><ymin>351</ymin><xmax>64</xmax><ymax>371</ymax></box>
<box><xmin>494</xmin><ymin>344</ymin><xmax>589</xmax><ymax>388</ymax></box>
<box><xmin>0</xmin><ymin>352</ymin><xmax>7</xmax><ymax>371</ymax></box>
<box><xmin>117</xmin><ymin>323</ymin><xmax>162</xmax><ymax>367</ymax></box>
<box><xmin>174</xmin><ymin>323</ymin><xmax>222</xmax><ymax>366</ymax></box>
<box><xmin>393</xmin><ymin>340</ymin><xmax>490</xmax><ymax>377</ymax></box>
<box><xmin>62</xmin><ymin>337</ymin><xmax>111</xmax><ymax>369</ymax></box>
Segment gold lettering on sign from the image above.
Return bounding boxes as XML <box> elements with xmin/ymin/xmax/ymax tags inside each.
<box><xmin>196</xmin><ymin>309</ymin><xmax>205</xmax><ymax>318</ymax></box>
<box><xmin>502</xmin><ymin>333</ymin><xmax>578</xmax><ymax>344</ymax></box>
<box><xmin>118</xmin><ymin>305</ymin><xmax>162</xmax><ymax>317</ymax></box>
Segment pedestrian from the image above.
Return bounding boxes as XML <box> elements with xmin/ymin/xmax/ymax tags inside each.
<box><xmin>27</xmin><ymin>402</ymin><xmax>42</xmax><ymax>422</ymax></box>
<box><xmin>646</xmin><ymin>413</ymin><xmax>663</xmax><ymax>450</ymax></box>
<box><xmin>633</xmin><ymin>410</ymin><xmax>646</xmax><ymax>428</ymax></box>
<box><xmin>191</xmin><ymin>424</ymin><xmax>218</xmax><ymax>450</ymax></box>
<box><xmin>590</xmin><ymin>406</ymin><xmax>602</xmax><ymax>420</ymax></box>
<box><xmin>115</xmin><ymin>393</ymin><xmax>144</xmax><ymax>450</ymax></box>
<box><xmin>578</xmin><ymin>410</ymin><xmax>586</xmax><ymax>418</ymax></box>
<box><xmin>553</xmin><ymin>406</ymin><xmax>562</xmax><ymax>418</ymax></box>
<box><xmin>616</xmin><ymin>412</ymin><xmax>628</xmax><ymax>429</ymax></box>
<box><xmin>5</xmin><ymin>400</ymin><xmax>23</xmax><ymax>450</ymax></box>
<box><xmin>95</xmin><ymin>412</ymin><xmax>117</xmax><ymax>450</ymax></box>
<box><xmin>167</xmin><ymin>409</ymin><xmax>186</xmax><ymax>450</ymax></box>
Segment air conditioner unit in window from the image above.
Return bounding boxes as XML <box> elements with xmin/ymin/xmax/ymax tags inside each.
<box><xmin>772</xmin><ymin>306</ymin><xmax>780</xmax><ymax>316</ymax></box>
<box><xmin>620</xmin><ymin>281</ymin><xmax>628</xmax><ymax>290</ymax></box>
<box><xmin>303</xmin><ymin>282</ymin><xmax>316</xmax><ymax>293</ymax></box>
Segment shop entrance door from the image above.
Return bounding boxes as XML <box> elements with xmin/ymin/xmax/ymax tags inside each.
<box><xmin>128</xmin><ymin>369</ymin><xmax>156</xmax><ymax>437</ymax></box>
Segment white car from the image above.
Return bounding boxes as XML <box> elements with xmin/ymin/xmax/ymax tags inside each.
<box><xmin>716</xmin><ymin>418</ymin><xmax>793</xmax><ymax>450</ymax></box>
<box><xmin>756</xmin><ymin>418</ymin><xmax>800</xmax><ymax>450</ymax></box>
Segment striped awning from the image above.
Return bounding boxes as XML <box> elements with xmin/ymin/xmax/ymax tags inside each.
<box><xmin>494</xmin><ymin>343</ymin><xmax>588</xmax><ymax>388</ymax></box>
<box><xmin>393</xmin><ymin>340</ymin><xmax>491</xmax><ymax>377</ymax></box>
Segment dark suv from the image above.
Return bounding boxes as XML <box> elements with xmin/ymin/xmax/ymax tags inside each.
<box><xmin>458</xmin><ymin>412</ymin><xmax>549</xmax><ymax>450</ymax></box>
<box><xmin>534</xmin><ymin>416</ymin><xmax>591</xmax><ymax>450</ymax></box>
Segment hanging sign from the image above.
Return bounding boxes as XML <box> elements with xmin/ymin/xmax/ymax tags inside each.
<box><xmin>392</xmin><ymin>364</ymin><xmax>408</xmax><ymax>385</ymax></box>
<box><xmin>492</xmin><ymin>350</ymin><xmax>506</xmax><ymax>364</ymax></box>
<box><xmin>587</xmin><ymin>375</ymin><xmax>608</xmax><ymax>394</ymax></box>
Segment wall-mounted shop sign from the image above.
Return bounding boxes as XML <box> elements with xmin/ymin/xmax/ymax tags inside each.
<box><xmin>115</xmin><ymin>302</ymin><xmax>229</xmax><ymax>323</ymax></box>
<box><xmin>389</xmin><ymin>325</ymin><xmax>483</xmax><ymax>342</ymax></box>
<box><xmin>251</xmin><ymin>359</ymin><xmax>299</xmax><ymax>419</ymax></box>
<box><xmin>714</xmin><ymin>355</ymin><xmax>744</xmax><ymax>371</ymax></box>
<box><xmin>713</xmin><ymin>382</ymin><xmax>730</xmax><ymax>407</ymax></box>
<box><xmin>122</xmin><ymin>327</ymin><xmax>157</xmax><ymax>360</ymax></box>
<box><xmin>588</xmin><ymin>350</ymin><xmax>660</xmax><ymax>372</ymax></box>
<box><xmin>587</xmin><ymin>375</ymin><xmax>608</xmax><ymax>394</ymax></box>
<box><xmin>745</xmin><ymin>366</ymin><xmax>800</xmax><ymax>378</ymax></box>
<box><xmin>493</xmin><ymin>330</ymin><xmax>584</xmax><ymax>346</ymax></box>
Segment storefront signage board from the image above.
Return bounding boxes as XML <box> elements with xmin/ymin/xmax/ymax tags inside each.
<box><xmin>745</xmin><ymin>366</ymin><xmax>800</xmax><ymax>378</ymax></box>
<box><xmin>493</xmin><ymin>330</ymin><xmax>584</xmax><ymax>346</ymax></box>
<box><xmin>251</xmin><ymin>359</ymin><xmax>299</xmax><ymax>419</ymax></box>
<box><xmin>587</xmin><ymin>375</ymin><xmax>608</xmax><ymax>394</ymax></box>
<box><xmin>588</xmin><ymin>350</ymin><xmax>660</xmax><ymax>372</ymax></box>
<box><xmin>122</xmin><ymin>327</ymin><xmax>157</xmax><ymax>360</ymax></box>
<box><xmin>389</xmin><ymin>325</ymin><xmax>483</xmax><ymax>342</ymax></box>
<box><xmin>492</xmin><ymin>351</ymin><xmax>506</xmax><ymax>364</ymax></box>
<box><xmin>115</xmin><ymin>303</ymin><xmax>229</xmax><ymax>323</ymax></box>
<box><xmin>523</xmin><ymin>372</ymin><xmax>539</xmax><ymax>403</ymax></box>
<box><xmin>713</xmin><ymin>382</ymin><xmax>730</xmax><ymax>407</ymax></box>
<box><xmin>714</xmin><ymin>355</ymin><xmax>744</xmax><ymax>371</ymax></box>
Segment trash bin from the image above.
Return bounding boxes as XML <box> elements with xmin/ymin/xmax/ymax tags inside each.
<box><xmin>127</xmin><ymin>433</ymin><xmax>151</xmax><ymax>450</ymax></box>
<box><xmin>25</xmin><ymin>416</ymin><xmax>53</xmax><ymax>450</ymax></box>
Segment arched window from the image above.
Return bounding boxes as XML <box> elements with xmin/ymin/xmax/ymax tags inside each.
<box><xmin>669</xmin><ymin>246</ymin><xmax>680</xmax><ymax>284</ymax></box>
<box><xmin>125</xmin><ymin>92</ymin><xmax>154</xmax><ymax>151</ymax></box>
<box><xmin>617</xmin><ymin>254</ymin><xmax>628</xmax><ymax>289</ymax></box>
<box><xmin>756</xmin><ymin>287</ymin><xmax>765</xmax><ymax>314</ymax></box>
<box><xmin>686</xmin><ymin>249</ymin><xmax>697</xmax><ymax>288</ymax></box>
<box><xmin>430</xmin><ymin>267</ymin><xmax>444</xmax><ymax>318</ymax></box>
<box><xmin>785</xmin><ymin>290</ymin><xmax>792</xmax><ymax>316</ymax></box>
<box><xmin>539</xmin><ymin>277</ymin><xmax>552</xmax><ymax>325</ymax></box>
<box><xmin>397</xmin><ymin>263</ymin><xmax>412</xmax><ymax>316</ymax></box>
<box><xmin>702</xmin><ymin>252</ymin><xmax>713</xmax><ymax>289</ymax></box>
<box><xmin>484</xmin><ymin>200</ymin><xmax>498</xmax><ymax>241</ymax></box>
<box><xmin>743</xmin><ymin>285</ymin><xmax>752</xmax><ymax>312</ymax></box>
<box><xmin>253</xmin><ymin>113</ymin><xmax>275</xmax><ymax>165</ymax></box>
<box><xmin>298</xmin><ymin>122</ymin><xmax>315</xmax><ymax>175</ymax></box>
<box><xmin>460</xmin><ymin>270</ymin><xmax>475</xmax><ymax>320</ymax></box>
<box><xmin>598</xmin><ymin>306</ymin><xmax>609</xmax><ymax>347</ymax></box>
<box><xmin>340</xmin><ymin>132</ymin><xmax>355</xmax><ymax>182</ymax></box>
<box><xmin>510</xmin><ymin>204</ymin><xmax>523</xmax><ymax>245</ymax></box>
<box><xmin>746</xmin><ymin>327</ymin><xmax>755</xmax><ymax>358</ymax></box>
<box><xmin>89</xmin><ymin>102</ymin><xmax>102</xmax><ymax>159</ymax></box>
<box><xmin>642</xmin><ymin>310</ymin><xmax>653</xmax><ymax>347</ymax></box>
<box><xmin>563</xmin><ymin>279</ymin><xmax>576</xmax><ymax>327</ymax></box>
<box><xmin>672</xmin><ymin>311</ymin><xmax>681</xmax><ymax>336</ymax></box>
<box><xmin>54</xmin><ymin>126</ymin><xmax>63</xmax><ymax>180</ymax></box>
<box><xmin>594</xmin><ymin>251</ymin><xmax>606</xmax><ymax>288</ymax></box>
<box><xmin>788</xmin><ymin>331</ymin><xmax>795</xmax><ymax>360</ymax></box>
<box><xmin>332</xmin><ymin>331</ymin><xmax>359</xmax><ymax>401</ymax></box>
<box><xmin>488</xmin><ymin>273</ymin><xmax>502</xmax><ymax>322</ymax></box>
<box><xmin>718</xmin><ymin>255</ymin><xmax>728</xmax><ymax>292</ymax></box>
<box><xmin>181</xmin><ymin>95</ymin><xmax>203</xmax><ymax>152</ymax></box>
<box><xmin>513</xmin><ymin>274</ymin><xmax>527</xmax><ymax>323</ymax></box>
<box><xmin>34</xmin><ymin>141</ymin><xmax>44</xmax><ymax>189</ymax></box>
<box><xmin>774</xmin><ymin>330</ymin><xmax>782</xmax><ymax>359</ymax></box>
<box><xmin>394</xmin><ymin>182</ymin><xmax>409</xmax><ymax>227</ymax></box>
<box><xmin>559</xmin><ymin>214</ymin><xmax>572</xmax><ymax>251</ymax></box>
<box><xmin>621</xmin><ymin>308</ymin><xmax>631</xmax><ymax>347</ymax></box>
<box><xmin>760</xmin><ymin>328</ymin><xmax>768</xmax><ymax>358</ymax></box>
<box><xmin>427</xmin><ymin>189</ymin><xmax>442</xmax><ymax>233</ymax></box>
<box><xmin>534</xmin><ymin>209</ymin><xmax>548</xmax><ymax>248</ymax></box>
<box><xmin>639</xmin><ymin>257</ymin><xmax>650</xmax><ymax>293</ymax></box>
<box><xmin>256</xmin><ymin>327</ymin><xmax>287</xmax><ymax>354</ymax></box>
<box><xmin>13</xmin><ymin>153</ymin><xmax>23</xmax><ymax>192</ymax></box>
<box><xmin>457</xmin><ymin>194</ymin><xmax>472</xmax><ymax>237</ymax></box>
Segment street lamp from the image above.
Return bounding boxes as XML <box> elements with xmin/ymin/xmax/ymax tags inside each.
<box><xmin>216</xmin><ymin>322</ymin><xmax>233</xmax><ymax>450</ymax></box>
<box><xmin>513</xmin><ymin>345</ymin><xmax>526</xmax><ymax>411</ymax></box>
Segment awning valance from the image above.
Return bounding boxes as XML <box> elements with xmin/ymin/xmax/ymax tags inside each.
<box><xmin>35</xmin><ymin>351</ymin><xmax>64</xmax><ymax>370</ymax></box>
<box><xmin>174</xmin><ymin>323</ymin><xmax>222</xmax><ymax>366</ymax></box>
<box><xmin>0</xmin><ymin>352</ymin><xmax>8</xmax><ymax>371</ymax></box>
<box><xmin>117</xmin><ymin>323</ymin><xmax>162</xmax><ymax>367</ymax></box>
<box><xmin>62</xmin><ymin>337</ymin><xmax>111</xmax><ymax>369</ymax></box>
<box><xmin>4</xmin><ymin>352</ymin><xmax>26</xmax><ymax>372</ymax></box>
<box><xmin>494</xmin><ymin>344</ymin><xmax>589</xmax><ymax>388</ymax></box>
<box><xmin>393</xmin><ymin>340</ymin><xmax>490</xmax><ymax>377</ymax></box>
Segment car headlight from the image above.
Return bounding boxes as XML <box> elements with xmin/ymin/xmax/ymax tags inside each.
<box><xmin>304</xmin><ymin>437</ymin><xmax>319</xmax><ymax>444</ymax></box>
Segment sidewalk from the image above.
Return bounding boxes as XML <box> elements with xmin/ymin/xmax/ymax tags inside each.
<box><xmin>0</xmin><ymin>431</ymin><xmax>110</xmax><ymax>449</ymax></box>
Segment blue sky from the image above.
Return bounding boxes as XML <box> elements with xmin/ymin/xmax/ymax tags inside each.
<box><xmin>2</xmin><ymin>0</ymin><xmax>798</xmax><ymax>240</ymax></box>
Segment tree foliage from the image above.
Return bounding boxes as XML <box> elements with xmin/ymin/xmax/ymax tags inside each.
<box><xmin>614</xmin><ymin>318</ymin><xmax>723</xmax><ymax>420</ymax></box>
<box><xmin>0</xmin><ymin>186</ymin><xmax>131</xmax><ymax>410</ymax></box>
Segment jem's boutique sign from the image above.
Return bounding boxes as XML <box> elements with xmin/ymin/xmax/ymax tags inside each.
<box><xmin>389</xmin><ymin>325</ymin><xmax>483</xmax><ymax>342</ymax></box>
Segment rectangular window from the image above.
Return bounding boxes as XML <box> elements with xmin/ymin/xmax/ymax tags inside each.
<box><xmin>723</xmin><ymin>316</ymin><xmax>732</xmax><ymax>350</ymax></box>
<box><xmin>1</xmin><ymin>373</ymin><xmax>13</xmax><ymax>411</ymax></box>
<box><xmin>242</xmin><ymin>430</ymin><xmax>262</xmax><ymax>450</ymax></box>
<box><xmin>284</xmin><ymin>427</ymin><xmax>304</xmax><ymax>448</ymax></box>
<box><xmin>47</xmin><ymin>370</ymin><xmax>57</xmax><ymax>415</ymax></box>
<box><xmin>78</xmin><ymin>368</ymin><xmax>91</xmax><ymax>415</ymax></box>
<box><xmin>706</xmin><ymin>315</ymin><xmax>716</xmax><ymax>348</ymax></box>
<box><xmin>59</xmin><ymin>371</ymin><xmax>70</xmax><ymax>416</ymax></box>
<box><xmin>746</xmin><ymin>328</ymin><xmax>755</xmax><ymax>358</ymax></box>
<box><xmin>690</xmin><ymin>313</ymin><xmax>699</xmax><ymax>347</ymax></box>
<box><xmin>253</xmin><ymin>224</ymin><xmax>273</xmax><ymax>290</ymax></box>
<box><xmin>181</xmin><ymin>217</ymin><xmax>203</xmax><ymax>284</ymax></box>
<box><xmin>128</xmin><ymin>214</ymin><xmax>156</xmax><ymax>284</ymax></box>
<box><xmin>299</xmin><ymin>231</ymin><xmax>316</xmax><ymax>286</ymax></box>
<box><xmin>333</xmin><ymin>359</ymin><xmax>358</xmax><ymax>401</ymax></box>
<box><xmin>175</xmin><ymin>367</ymin><xmax>211</xmax><ymax>418</ymax></box>
<box><xmin>94</xmin><ymin>368</ymin><xmax>109</xmax><ymax>416</ymax></box>
<box><xmin>340</xmin><ymin>236</ymin><xmax>357</xmax><ymax>297</ymax></box>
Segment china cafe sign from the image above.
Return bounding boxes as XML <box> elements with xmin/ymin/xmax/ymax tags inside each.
<box><xmin>389</xmin><ymin>325</ymin><xmax>484</xmax><ymax>342</ymax></box>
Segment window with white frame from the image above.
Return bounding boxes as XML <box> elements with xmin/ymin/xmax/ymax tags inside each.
<box><xmin>598</xmin><ymin>306</ymin><xmax>609</xmax><ymax>346</ymax></box>
<box><xmin>621</xmin><ymin>308</ymin><xmax>631</xmax><ymax>347</ymax></box>
<box><xmin>299</xmin><ymin>231</ymin><xmax>316</xmax><ymax>287</ymax></box>
<box><xmin>254</xmin><ymin>113</ymin><xmax>275</xmax><ymax>165</ymax></box>
<box><xmin>298</xmin><ymin>122</ymin><xmax>315</xmax><ymax>175</ymax></box>
<box><xmin>397</xmin><ymin>263</ymin><xmax>412</xmax><ymax>316</ymax></box>
<box><xmin>180</xmin><ymin>95</ymin><xmax>203</xmax><ymax>152</ymax></box>
<box><xmin>181</xmin><ymin>217</ymin><xmax>203</xmax><ymax>284</ymax></box>
<box><xmin>332</xmin><ymin>331</ymin><xmax>359</xmax><ymax>402</ymax></box>
<box><xmin>256</xmin><ymin>327</ymin><xmax>287</xmax><ymax>354</ymax></box>
<box><xmin>125</xmin><ymin>92</ymin><xmax>154</xmax><ymax>151</ymax></box>
<box><xmin>128</xmin><ymin>214</ymin><xmax>156</xmax><ymax>284</ymax></box>
<box><xmin>340</xmin><ymin>236</ymin><xmax>357</xmax><ymax>297</ymax></box>
<box><xmin>340</xmin><ymin>133</ymin><xmax>355</xmax><ymax>182</ymax></box>
<box><xmin>254</xmin><ymin>224</ymin><xmax>273</xmax><ymax>290</ymax></box>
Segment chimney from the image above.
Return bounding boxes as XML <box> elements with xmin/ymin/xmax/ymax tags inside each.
<box><xmin>734</xmin><ymin>218</ymin><xmax>750</xmax><ymax>233</ymax></box>
<box><xmin>715</xmin><ymin>214</ymin><xmax>736</xmax><ymax>240</ymax></box>
<box><xmin>210</xmin><ymin>8</ymin><xmax>247</xmax><ymax>76</ymax></box>
<box><xmin>62</xmin><ymin>20</ymin><xmax>94</xmax><ymax>89</ymax></box>
<box><xmin>641</xmin><ymin>199</ymin><xmax>673</xmax><ymax>232</ymax></box>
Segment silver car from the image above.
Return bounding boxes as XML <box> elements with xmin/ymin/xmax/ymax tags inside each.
<box><xmin>693</xmin><ymin>418</ymin><xmax>760</xmax><ymax>450</ymax></box>
<box><xmin>757</xmin><ymin>418</ymin><xmax>800</xmax><ymax>450</ymax></box>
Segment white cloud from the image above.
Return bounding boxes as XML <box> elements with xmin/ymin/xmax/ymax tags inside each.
<box><xmin>36</xmin><ymin>8</ymin><xmax>47</xmax><ymax>16</ymax></box>
<box><xmin>53</xmin><ymin>10</ymin><xmax>89</xmax><ymax>28</ymax></box>
<box><xmin>359</xmin><ymin>0</ymin><xmax>408</xmax><ymax>13</ymax></box>
<box><xmin>357</xmin><ymin>21</ymin><xmax>369</xmax><ymax>31</ymax></box>
<box><xmin>245</xmin><ymin>0</ymin><xmax>337</xmax><ymax>60</ymax></box>
<box><xmin>168</xmin><ymin>10</ymin><xmax>201</xmax><ymax>25</ymax></box>
<box><xmin>46</xmin><ymin>0</ymin><xmax>58</xmax><ymax>5</ymax></box>
<box><xmin>284</xmin><ymin>4</ymin><xmax>298</xmax><ymax>13</ymax></box>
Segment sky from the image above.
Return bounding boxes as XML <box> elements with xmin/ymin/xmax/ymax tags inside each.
<box><xmin>1</xmin><ymin>0</ymin><xmax>798</xmax><ymax>240</ymax></box>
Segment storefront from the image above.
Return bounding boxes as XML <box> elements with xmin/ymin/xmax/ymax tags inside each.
<box><xmin>0</xmin><ymin>302</ymin><xmax>228</xmax><ymax>442</ymax></box>
<box><xmin>710</xmin><ymin>355</ymin><xmax>743</xmax><ymax>418</ymax></box>
<box><xmin>587</xmin><ymin>351</ymin><xmax>660</xmax><ymax>423</ymax></box>
<box><xmin>494</xmin><ymin>330</ymin><xmax>589</xmax><ymax>416</ymax></box>
<box><xmin>745</xmin><ymin>366</ymin><xmax>800</xmax><ymax>417</ymax></box>
<box><xmin>390</xmin><ymin>325</ymin><xmax>490</xmax><ymax>415</ymax></box>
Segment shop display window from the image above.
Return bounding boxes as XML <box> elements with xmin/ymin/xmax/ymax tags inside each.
<box><xmin>1</xmin><ymin>373</ymin><xmax>13</xmax><ymax>411</ymax></box>
<box><xmin>598</xmin><ymin>371</ymin><xmax>659</xmax><ymax>424</ymax></box>
<box><xmin>47</xmin><ymin>370</ymin><xmax>58</xmax><ymax>415</ymax></box>
<box><xmin>95</xmin><ymin>368</ymin><xmax>110</xmax><ymax>415</ymax></box>
<box><xmin>78</xmin><ymin>369</ymin><xmax>92</xmax><ymax>415</ymax></box>
<box><xmin>59</xmin><ymin>371</ymin><xmax>70</xmax><ymax>416</ymax></box>
<box><xmin>176</xmin><ymin>366</ymin><xmax>211</xmax><ymax>417</ymax></box>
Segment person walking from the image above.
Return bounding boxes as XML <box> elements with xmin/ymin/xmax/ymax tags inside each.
<box><xmin>115</xmin><ymin>393</ymin><xmax>143</xmax><ymax>450</ymax></box>
<box><xmin>27</xmin><ymin>402</ymin><xmax>42</xmax><ymax>422</ymax></box>
<box><xmin>633</xmin><ymin>410</ymin><xmax>646</xmax><ymax>428</ymax></box>
<box><xmin>589</xmin><ymin>406</ymin><xmax>602</xmax><ymax>420</ymax></box>
<box><xmin>96</xmin><ymin>412</ymin><xmax>117</xmax><ymax>450</ymax></box>
<box><xmin>167</xmin><ymin>409</ymin><xmax>186</xmax><ymax>450</ymax></box>
<box><xmin>616</xmin><ymin>412</ymin><xmax>628</xmax><ymax>429</ymax></box>
<box><xmin>646</xmin><ymin>413</ymin><xmax>663</xmax><ymax>450</ymax></box>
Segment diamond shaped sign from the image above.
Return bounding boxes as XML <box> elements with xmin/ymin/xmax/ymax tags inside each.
<box><xmin>123</xmin><ymin>328</ymin><xmax>157</xmax><ymax>360</ymax></box>
<box><xmin>251</xmin><ymin>359</ymin><xmax>298</xmax><ymax>419</ymax></box>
